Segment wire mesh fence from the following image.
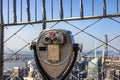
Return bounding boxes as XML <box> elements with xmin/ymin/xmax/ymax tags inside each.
<box><xmin>1</xmin><ymin>0</ymin><xmax>120</xmax><ymax>80</ymax></box>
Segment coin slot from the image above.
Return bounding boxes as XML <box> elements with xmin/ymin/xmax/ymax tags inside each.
<box><xmin>39</xmin><ymin>47</ymin><xmax>47</xmax><ymax>51</ymax></box>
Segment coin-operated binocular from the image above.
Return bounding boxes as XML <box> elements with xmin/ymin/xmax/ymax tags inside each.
<box><xmin>30</xmin><ymin>29</ymin><xmax>82</xmax><ymax>80</ymax></box>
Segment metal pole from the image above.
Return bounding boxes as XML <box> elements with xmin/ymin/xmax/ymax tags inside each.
<box><xmin>8</xmin><ymin>0</ymin><xmax>9</xmax><ymax>24</ymax></box>
<box><xmin>92</xmin><ymin>0</ymin><xmax>94</xmax><ymax>16</ymax></box>
<box><xmin>116</xmin><ymin>0</ymin><xmax>118</xmax><ymax>14</ymax></box>
<box><xmin>42</xmin><ymin>0</ymin><xmax>46</xmax><ymax>30</ymax></box>
<box><xmin>13</xmin><ymin>0</ymin><xmax>17</xmax><ymax>23</ymax></box>
<box><xmin>60</xmin><ymin>0</ymin><xmax>64</xmax><ymax>19</ymax></box>
<box><xmin>103</xmin><ymin>0</ymin><xmax>106</xmax><ymax>15</ymax></box>
<box><xmin>80</xmin><ymin>0</ymin><xmax>83</xmax><ymax>17</ymax></box>
<box><xmin>20</xmin><ymin>0</ymin><xmax>22</xmax><ymax>22</ymax></box>
<box><xmin>0</xmin><ymin>0</ymin><xmax>4</xmax><ymax>79</ymax></box>
<box><xmin>35</xmin><ymin>0</ymin><xmax>37</xmax><ymax>21</ymax></box>
<box><xmin>70</xmin><ymin>0</ymin><xmax>72</xmax><ymax>17</ymax></box>
<box><xmin>26</xmin><ymin>0</ymin><xmax>31</xmax><ymax>22</ymax></box>
<box><xmin>51</xmin><ymin>0</ymin><xmax>53</xmax><ymax>19</ymax></box>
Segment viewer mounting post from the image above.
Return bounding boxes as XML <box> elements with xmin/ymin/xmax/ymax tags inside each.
<box><xmin>0</xmin><ymin>0</ymin><xmax>4</xmax><ymax>80</ymax></box>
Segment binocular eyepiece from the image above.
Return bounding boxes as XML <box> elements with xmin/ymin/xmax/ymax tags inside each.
<box><xmin>42</xmin><ymin>30</ymin><xmax>65</xmax><ymax>45</ymax></box>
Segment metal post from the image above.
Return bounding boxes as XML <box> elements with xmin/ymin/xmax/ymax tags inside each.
<box><xmin>70</xmin><ymin>0</ymin><xmax>72</xmax><ymax>17</ymax></box>
<box><xmin>26</xmin><ymin>0</ymin><xmax>31</xmax><ymax>22</ymax></box>
<box><xmin>80</xmin><ymin>0</ymin><xmax>83</xmax><ymax>17</ymax></box>
<box><xmin>8</xmin><ymin>0</ymin><xmax>9</xmax><ymax>24</ymax></box>
<box><xmin>13</xmin><ymin>0</ymin><xmax>17</xmax><ymax>23</ymax></box>
<box><xmin>0</xmin><ymin>0</ymin><xmax>4</xmax><ymax>80</ymax></box>
<box><xmin>35</xmin><ymin>0</ymin><xmax>37</xmax><ymax>21</ymax></box>
<box><xmin>60</xmin><ymin>0</ymin><xmax>64</xmax><ymax>19</ymax></box>
<box><xmin>20</xmin><ymin>0</ymin><xmax>22</xmax><ymax>22</ymax></box>
<box><xmin>42</xmin><ymin>0</ymin><xmax>46</xmax><ymax>30</ymax></box>
<box><xmin>103</xmin><ymin>0</ymin><xmax>106</xmax><ymax>15</ymax></box>
<box><xmin>116</xmin><ymin>0</ymin><xmax>118</xmax><ymax>14</ymax></box>
<box><xmin>92</xmin><ymin>0</ymin><xmax>94</xmax><ymax>16</ymax></box>
<box><xmin>51</xmin><ymin>0</ymin><xmax>53</xmax><ymax>19</ymax></box>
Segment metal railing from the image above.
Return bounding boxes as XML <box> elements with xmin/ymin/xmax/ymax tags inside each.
<box><xmin>0</xmin><ymin>0</ymin><xmax>120</xmax><ymax>80</ymax></box>
<box><xmin>0</xmin><ymin>0</ymin><xmax>119</xmax><ymax>26</ymax></box>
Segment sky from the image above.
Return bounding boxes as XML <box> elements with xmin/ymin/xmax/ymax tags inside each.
<box><xmin>2</xmin><ymin>0</ymin><xmax>120</xmax><ymax>54</ymax></box>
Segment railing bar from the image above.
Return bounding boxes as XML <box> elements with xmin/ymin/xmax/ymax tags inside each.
<box><xmin>0</xmin><ymin>0</ymin><xmax>3</xmax><ymax>24</ymax></box>
<box><xmin>8</xmin><ymin>0</ymin><xmax>9</xmax><ymax>24</ymax></box>
<box><xmin>35</xmin><ymin>0</ymin><xmax>37</xmax><ymax>21</ymax></box>
<box><xmin>4</xmin><ymin>25</ymin><xmax>26</xmax><ymax>43</ymax></box>
<box><xmin>116</xmin><ymin>0</ymin><xmax>118</xmax><ymax>14</ymax></box>
<box><xmin>42</xmin><ymin>0</ymin><xmax>46</xmax><ymax>29</ymax></box>
<box><xmin>2</xmin><ymin>14</ymin><xmax>120</xmax><ymax>26</ymax></box>
<box><xmin>14</xmin><ymin>43</ymin><xmax>30</xmax><ymax>55</ymax></box>
<box><xmin>84</xmin><ymin>35</ymin><xmax>120</xmax><ymax>57</ymax></box>
<box><xmin>5</xmin><ymin>46</ymin><xmax>15</xmax><ymax>54</ymax></box>
<box><xmin>20</xmin><ymin>0</ymin><xmax>22</xmax><ymax>22</ymax></box>
<box><xmin>80</xmin><ymin>0</ymin><xmax>83</xmax><ymax>17</ymax></box>
<box><xmin>60</xmin><ymin>0</ymin><xmax>64</xmax><ymax>19</ymax></box>
<box><xmin>73</xmin><ymin>18</ymin><xmax>101</xmax><ymax>36</ymax></box>
<box><xmin>49</xmin><ymin>21</ymin><xmax>60</xmax><ymax>28</ymax></box>
<box><xmin>15</xmin><ymin>34</ymin><xmax>29</xmax><ymax>44</ymax></box>
<box><xmin>70</xmin><ymin>0</ymin><xmax>72</xmax><ymax>17</ymax></box>
<box><xmin>65</xmin><ymin>19</ymin><xmax>120</xmax><ymax>53</ymax></box>
<box><xmin>0</xmin><ymin>0</ymin><xmax>4</xmax><ymax>79</ymax></box>
<box><xmin>26</xmin><ymin>0</ymin><xmax>31</xmax><ymax>22</ymax></box>
<box><xmin>103</xmin><ymin>0</ymin><xmax>106</xmax><ymax>15</ymax></box>
<box><xmin>51</xmin><ymin>0</ymin><xmax>53</xmax><ymax>19</ymax></box>
<box><xmin>13</xmin><ymin>0</ymin><xmax>17</xmax><ymax>23</ymax></box>
<box><xmin>14</xmin><ymin>36</ymin><xmax>39</xmax><ymax>55</ymax></box>
<box><xmin>92</xmin><ymin>0</ymin><xmax>94</xmax><ymax>16</ymax></box>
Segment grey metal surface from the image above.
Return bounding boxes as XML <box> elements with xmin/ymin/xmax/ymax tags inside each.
<box><xmin>0</xmin><ymin>0</ymin><xmax>119</xmax><ymax>26</ymax></box>
<box><xmin>36</xmin><ymin>29</ymin><xmax>74</xmax><ymax>78</ymax></box>
<box><xmin>0</xmin><ymin>0</ymin><xmax>4</xmax><ymax>79</ymax></box>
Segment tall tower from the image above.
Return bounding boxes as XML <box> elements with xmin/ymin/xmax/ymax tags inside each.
<box><xmin>102</xmin><ymin>34</ymin><xmax>108</xmax><ymax>64</ymax></box>
<box><xmin>101</xmin><ymin>34</ymin><xmax>108</xmax><ymax>79</ymax></box>
<box><xmin>104</xmin><ymin>34</ymin><xmax>108</xmax><ymax>58</ymax></box>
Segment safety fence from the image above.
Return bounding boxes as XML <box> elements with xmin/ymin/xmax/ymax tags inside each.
<box><xmin>1</xmin><ymin>0</ymin><xmax>120</xmax><ymax>80</ymax></box>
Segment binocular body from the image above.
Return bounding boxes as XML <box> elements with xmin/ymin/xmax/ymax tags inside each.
<box><xmin>31</xmin><ymin>29</ymin><xmax>79</xmax><ymax>80</ymax></box>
